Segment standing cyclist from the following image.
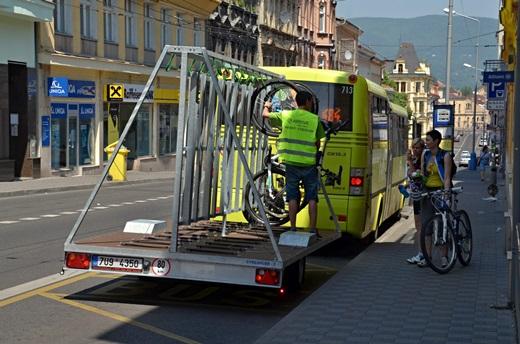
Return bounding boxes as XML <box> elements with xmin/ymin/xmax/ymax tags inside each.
<box><xmin>406</xmin><ymin>138</ymin><xmax>425</xmax><ymax>265</ymax></box>
<box><xmin>419</xmin><ymin>129</ymin><xmax>453</xmax><ymax>267</ymax></box>
<box><xmin>263</xmin><ymin>91</ymin><xmax>325</xmax><ymax>237</ymax></box>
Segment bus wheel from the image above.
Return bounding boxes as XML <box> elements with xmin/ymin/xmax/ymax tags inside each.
<box><xmin>283</xmin><ymin>258</ymin><xmax>306</xmax><ymax>292</ymax></box>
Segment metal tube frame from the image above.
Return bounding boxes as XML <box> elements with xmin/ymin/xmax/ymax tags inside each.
<box><xmin>64</xmin><ymin>46</ymin><xmax>170</xmax><ymax>246</ymax></box>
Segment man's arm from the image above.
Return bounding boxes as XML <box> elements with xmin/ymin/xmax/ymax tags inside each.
<box><xmin>262</xmin><ymin>101</ymin><xmax>272</xmax><ymax>119</ymax></box>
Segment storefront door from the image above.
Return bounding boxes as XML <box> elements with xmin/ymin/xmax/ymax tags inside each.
<box><xmin>68</xmin><ymin>104</ymin><xmax>78</xmax><ymax>167</ymax></box>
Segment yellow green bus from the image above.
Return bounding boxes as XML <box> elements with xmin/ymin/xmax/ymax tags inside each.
<box><xmin>260</xmin><ymin>67</ymin><xmax>408</xmax><ymax>239</ymax></box>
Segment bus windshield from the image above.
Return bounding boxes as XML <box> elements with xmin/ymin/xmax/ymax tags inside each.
<box><xmin>300</xmin><ymin>81</ymin><xmax>354</xmax><ymax>131</ymax></box>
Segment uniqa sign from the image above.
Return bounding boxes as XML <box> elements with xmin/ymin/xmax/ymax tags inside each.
<box><xmin>48</xmin><ymin>77</ymin><xmax>69</xmax><ymax>97</ymax></box>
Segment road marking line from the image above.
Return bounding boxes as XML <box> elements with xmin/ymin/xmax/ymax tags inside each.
<box><xmin>157</xmin><ymin>196</ymin><xmax>170</xmax><ymax>199</ymax></box>
<box><xmin>0</xmin><ymin>220</ymin><xmax>20</xmax><ymax>224</ymax></box>
<box><xmin>108</xmin><ymin>204</ymin><xmax>122</xmax><ymax>207</ymax></box>
<box><xmin>60</xmin><ymin>211</ymin><xmax>78</xmax><ymax>215</ymax></box>
<box><xmin>0</xmin><ymin>271</ymin><xmax>95</xmax><ymax>307</ymax></box>
<box><xmin>121</xmin><ymin>202</ymin><xmax>134</xmax><ymax>205</ymax></box>
<box><xmin>147</xmin><ymin>198</ymin><xmax>158</xmax><ymax>201</ymax></box>
<box><xmin>305</xmin><ymin>263</ymin><xmax>338</xmax><ymax>272</ymax></box>
<box><xmin>41</xmin><ymin>214</ymin><xmax>60</xmax><ymax>218</ymax></box>
<box><xmin>135</xmin><ymin>200</ymin><xmax>147</xmax><ymax>203</ymax></box>
<box><xmin>19</xmin><ymin>217</ymin><xmax>40</xmax><ymax>221</ymax></box>
<box><xmin>40</xmin><ymin>292</ymin><xmax>201</xmax><ymax>344</ymax></box>
<box><xmin>94</xmin><ymin>206</ymin><xmax>109</xmax><ymax>209</ymax></box>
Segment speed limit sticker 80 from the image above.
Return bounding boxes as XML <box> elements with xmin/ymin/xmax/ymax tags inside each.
<box><xmin>151</xmin><ymin>258</ymin><xmax>171</xmax><ymax>276</ymax></box>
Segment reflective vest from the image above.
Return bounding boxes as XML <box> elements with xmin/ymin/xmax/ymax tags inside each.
<box><xmin>278</xmin><ymin>109</ymin><xmax>320</xmax><ymax>166</ymax></box>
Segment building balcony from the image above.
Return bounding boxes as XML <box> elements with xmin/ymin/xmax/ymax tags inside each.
<box><xmin>104</xmin><ymin>42</ymin><xmax>118</xmax><ymax>60</ymax></box>
<box><xmin>125</xmin><ymin>46</ymin><xmax>138</xmax><ymax>63</ymax></box>
<box><xmin>144</xmin><ymin>49</ymin><xmax>156</xmax><ymax>67</ymax></box>
<box><xmin>80</xmin><ymin>37</ymin><xmax>97</xmax><ymax>57</ymax></box>
<box><xmin>55</xmin><ymin>32</ymin><xmax>73</xmax><ymax>54</ymax></box>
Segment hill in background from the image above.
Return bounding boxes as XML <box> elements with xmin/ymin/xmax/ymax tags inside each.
<box><xmin>349</xmin><ymin>15</ymin><xmax>499</xmax><ymax>89</ymax></box>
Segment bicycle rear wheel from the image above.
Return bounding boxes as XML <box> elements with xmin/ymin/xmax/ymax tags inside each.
<box><xmin>455</xmin><ymin>210</ymin><xmax>473</xmax><ymax>266</ymax></box>
<box><xmin>250</xmin><ymin>79</ymin><xmax>318</xmax><ymax>137</ymax></box>
<box><xmin>243</xmin><ymin>167</ymin><xmax>307</xmax><ymax>226</ymax></box>
<box><xmin>420</xmin><ymin>214</ymin><xmax>457</xmax><ymax>274</ymax></box>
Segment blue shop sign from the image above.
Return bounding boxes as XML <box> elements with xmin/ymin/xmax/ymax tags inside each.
<box><xmin>41</xmin><ymin>116</ymin><xmax>50</xmax><ymax>147</ymax></box>
<box><xmin>51</xmin><ymin>103</ymin><xmax>68</xmax><ymax>119</ymax></box>
<box><xmin>79</xmin><ymin>104</ymin><xmax>95</xmax><ymax>119</ymax></box>
<box><xmin>48</xmin><ymin>77</ymin><xmax>69</xmax><ymax>97</ymax></box>
<box><xmin>69</xmin><ymin>80</ymin><xmax>96</xmax><ymax>98</ymax></box>
<box><xmin>48</xmin><ymin>78</ymin><xmax>96</xmax><ymax>98</ymax></box>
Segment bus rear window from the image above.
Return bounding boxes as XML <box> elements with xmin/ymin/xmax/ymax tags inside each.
<box><xmin>301</xmin><ymin>82</ymin><xmax>353</xmax><ymax>131</ymax></box>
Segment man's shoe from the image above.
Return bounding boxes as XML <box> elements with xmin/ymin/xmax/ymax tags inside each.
<box><xmin>406</xmin><ymin>253</ymin><xmax>424</xmax><ymax>264</ymax></box>
<box><xmin>417</xmin><ymin>258</ymin><xmax>428</xmax><ymax>267</ymax></box>
<box><xmin>290</xmin><ymin>227</ymin><xmax>297</xmax><ymax>232</ymax></box>
<box><xmin>310</xmin><ymin>229</ymin><xmax>322</xmax><ymax>238</ymax></box>
<box><xmin>441</xmin><ymin>256</ymin><xmax>449</xmax><ymax>268</ymax></box>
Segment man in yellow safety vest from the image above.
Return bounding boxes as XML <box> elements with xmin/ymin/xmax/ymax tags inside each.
<box><xmin>263</xmin><ymin>91</ymin><xmax>325</xmax><ymax>237</ymax></box>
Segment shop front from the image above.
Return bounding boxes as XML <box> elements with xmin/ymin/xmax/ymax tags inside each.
<box><xmin>46</xmin><ymin>78</ymin><xmax>97</xmax><ymax>174</ymax></box>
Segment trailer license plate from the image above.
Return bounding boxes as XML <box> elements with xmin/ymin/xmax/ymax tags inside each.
<box><xmin>92</xmin><ymin>255</ymin><xmax>143</xmax><ymax>273</ymax></box>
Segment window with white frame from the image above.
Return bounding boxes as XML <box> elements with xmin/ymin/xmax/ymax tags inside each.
<box><xmin>161</xmin><ymin>8</ymin><xmax>172</xmax><ymax>47</ymax></box>
<box><xmin>125</xmin><ymin>0</ymin><xmax>136</xmax><ymax>46</ymax></box>
<box><xmin>193</xmin><ymin>18</ymin><xmax>202</xmax><ymax>46</ymax></box>
<box><xmin>55</xmin><ymin>0</ymin><xmax>72</xmax><ymax>34</ymax></box>
<box><xmin>319</xmin><ymin>3</ymin><xmax>326</xmax><ymax>33</ymax></box>
<box><xmin>104</xmin><ymin>0</ymin><xmax>118</xmax><ymax>42</ymax></box>
<box><xmin>80</xmin><ymin>0</ymin><xmax>96</xmax><ymax>38</ymax></box>
<box><xmin>144</xmin><ymin>3</ymin><xmax>154</xmax><ymax>49</ymax></box>
<box><xmin>176</xmin><ymin>13</ymin><xmax>184</xmax><ymax>45</ymax></box>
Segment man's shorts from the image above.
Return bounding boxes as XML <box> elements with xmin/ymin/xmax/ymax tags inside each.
<box><xmin>285</xmin><ymin>164</ymin><xmax>319</xmax><ymax>203</ymax></box>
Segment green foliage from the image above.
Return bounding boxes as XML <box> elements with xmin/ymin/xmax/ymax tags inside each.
<box><xmin>460</xmin><ymin>86</ymin><xmax>473</xmax><ymax>97</ymax></box>
<box><xmin>381</xmin><ymin>71</ymin><xmax>397</xmax><ymax>89</ymax></box>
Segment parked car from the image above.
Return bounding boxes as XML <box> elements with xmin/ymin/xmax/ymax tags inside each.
<box><xmin>460</xmin><ymin>151</ymin><xmax>471</xmax><ymax>167</ymax></box>
<box><xmin>479</xmin><ymin>138</ymin><xmax>488</xmax><ymax>147</ymax></box>
<box><xmin>454</xmin><ymin>134</ymin><xmax>461</xmax><ymax>142</ymax></box>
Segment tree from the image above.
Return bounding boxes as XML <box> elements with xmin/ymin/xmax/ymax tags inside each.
<box><xmin>460</xmin><ymin>86</ymin><xmax>473</xmax><ymax>97</ymax></box>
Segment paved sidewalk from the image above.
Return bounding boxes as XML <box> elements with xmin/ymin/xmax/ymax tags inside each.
<box><xmin>0</xmin><ymin>170</ymin><xmax>174</xmax><ymax>198</ymax></box>
<box><xmin>256</xmin><ymin>169</ymin><xmax>515</xmax><ymax>344</ymax></box>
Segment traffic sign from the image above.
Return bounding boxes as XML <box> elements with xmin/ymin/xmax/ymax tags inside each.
<box><xmin>488</xmin><ymin>81</ymin><xmax>505</xmax><ymax>99</ymax></box>
<box><xmin>487</xmin><ymin>100</ymin><xmax>505</xmax><ymax>110</ymax></box>
<box><xmin>483</xmin><ymin>71</ymin><xmax>514</xmax><ymax>83</ymax></box>
<box><xmin>107</xmin><ymin>84</ymin><xmax>124</xmax><ymax>101</ymax></box>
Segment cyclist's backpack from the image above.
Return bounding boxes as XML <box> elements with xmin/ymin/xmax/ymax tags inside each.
<box><xmin>440</xmin><ymin>150</ymin><xmax>457</xmax><ymax>180</ymax></box>
<box><xmin>423</xmin><ymin>149</ymin><xmax>457</xmax><ymax>181</ymax></box>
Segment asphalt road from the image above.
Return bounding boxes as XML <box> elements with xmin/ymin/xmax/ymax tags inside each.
<box><xmin>0</xmin><ymin>180</ymin><xmax>372</xmax><ymax>344</ymax></box>
<box><xmin>0</xmin><ymin>180</ymin><xmax>175</xmax><ymax>290</ymax></box>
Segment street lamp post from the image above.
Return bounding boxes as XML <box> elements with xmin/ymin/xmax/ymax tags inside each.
<box><xmin>444</xmin><ymin>8</ymin><xmax>480</xmax><ymax>169</ymax></box>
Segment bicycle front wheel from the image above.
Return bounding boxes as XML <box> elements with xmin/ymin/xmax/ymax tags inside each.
<box><xmin>420</xmin><ymin>214</ymin><xmax>457</xmax><ymax>274</ymax></box>
<box><xmin>455</xmin><ymin>210</ymin><xmax>473</xmax><ymax>266</ymax></box>
<box><xmin>242</xmin><ymin>167</ymin><xmax>307</xmax><ymax>226</ymax></box>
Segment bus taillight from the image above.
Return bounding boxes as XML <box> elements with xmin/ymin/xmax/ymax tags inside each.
<box><xmin>350</xmin><ymin>177</ymin><xmax>363</xmax><ymax>187</ymax></box>
<box><xmin>348</xmin><ymin>74</ymin><xmax>358</xmax><ymax>84</ymax></box>
<box><xmin>349</xmin><ymin>168</ymin><xmax>365</xmax><ymax>195</ymax></box>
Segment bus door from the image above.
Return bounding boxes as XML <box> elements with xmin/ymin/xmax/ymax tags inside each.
<box><xmin>369</xmin><ymin>96</ymin><xmax>389</xmax><ymax>231</ymax></box>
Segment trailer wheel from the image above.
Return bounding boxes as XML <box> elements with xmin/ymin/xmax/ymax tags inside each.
<box><xmin>283</xmin><ymin>258</ymin><xmax>306</xmax><ymax>292</ymax></box>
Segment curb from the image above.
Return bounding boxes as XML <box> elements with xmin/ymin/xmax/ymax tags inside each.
<box><xmin>0</xmin><ymin>177</ymin><xmax>173</xmax><ymax>199</ymax></box>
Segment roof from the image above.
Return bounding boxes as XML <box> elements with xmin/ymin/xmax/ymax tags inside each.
<box><xmin>394</xmin><ymin>42</ymin><xmax>420</xmax><ymax>73</ymax></box>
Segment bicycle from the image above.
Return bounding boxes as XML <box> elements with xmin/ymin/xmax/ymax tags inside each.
<box><xmin>416</xmin><ymin>187</ymin><xmax>473</xmax><ymax>274</ymax></box>
<box><xmin>242</xmin><ymin>120</ymin><xmax>345</xmax><ymax>226</ymax></box>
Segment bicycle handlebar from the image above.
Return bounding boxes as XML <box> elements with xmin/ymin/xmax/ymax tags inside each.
<box><xmin>418</xmin><ymin>186</ymin><xmax>463</xmax><ymax>198</ymax></box>
<box><xmin>322</xmin><ymin>120</ymin><xmax>349</xmax><ymax>140</ymax></box>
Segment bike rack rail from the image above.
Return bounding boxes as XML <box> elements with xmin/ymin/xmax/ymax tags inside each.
<box><xmin>64</xmin><ymin>46</ymin><xmax>286</xmax><ymax>260</ymax></box>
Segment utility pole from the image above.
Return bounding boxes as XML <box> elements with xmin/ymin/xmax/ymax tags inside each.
<box><xmin>445</xmin><ymin>0</ymin><xmax>454</xmax><ymax>103</ymax></box>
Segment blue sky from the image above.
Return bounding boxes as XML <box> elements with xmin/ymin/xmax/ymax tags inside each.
<box><xmin>336</xmin><ymin>0</ymin><xmax>500</xmax><ymax>19</ymax></box>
